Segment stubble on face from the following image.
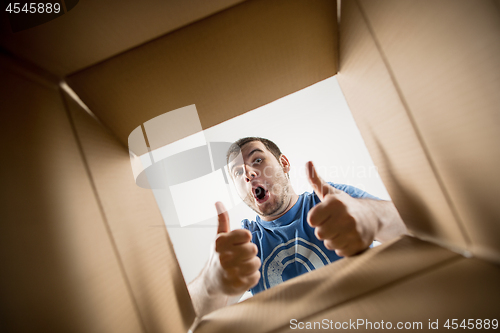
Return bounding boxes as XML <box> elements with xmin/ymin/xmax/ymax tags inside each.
<box><xmin>243</xmin><ymin>167</ymin><xmax>292</xmax><ymax>219</ymax></box>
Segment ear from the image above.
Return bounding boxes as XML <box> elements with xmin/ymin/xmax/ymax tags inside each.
<box><xmin>279</xmin><ymin>154</ymin><xmax>291</xmax><ymax>173</ymax></box>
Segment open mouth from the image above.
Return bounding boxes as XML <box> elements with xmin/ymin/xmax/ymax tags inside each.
<box><xmin>253</xmin><ymin>186</ymin><xmax>269</xmax><ymax>204</ymax></box>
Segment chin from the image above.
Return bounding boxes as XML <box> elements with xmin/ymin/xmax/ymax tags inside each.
<box><xmin>259</xmin><ymin>199</ymin><xmax>286</xmax><ymax>218</ymax></box>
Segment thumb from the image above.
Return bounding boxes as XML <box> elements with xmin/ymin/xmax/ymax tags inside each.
<box><xmin>215</xmin><ymin>201</ymin><xmax>230</xmax><ymax>234</ymax></box>
<box><xmin>306</xmin><ymin>161</ymin><xmax>333</xmax><ymax>201</ymax></box>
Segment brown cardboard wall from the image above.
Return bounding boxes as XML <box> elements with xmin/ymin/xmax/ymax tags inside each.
<box><xmin>195</xmin><ymin>235</ymin><xmax>500</xmax><ymax>332</ymax></box>
<box><xmin>0</xmin><ymin>65</ymin><xmax>144</xmax><ymax>332</ymax></box>
<box><xmin>336</xmin><ymin>0</ymin><xmax>468</xmax><ymax>251</ymax></box>
<box><xmin>63</xmin><ymin>90</ymin><xmax>196</xmax><ymax>332</ymax></box>
<box><xmin>337</xmin><ymin>0</ymin><xmax>500</xmax><ymax>262</ymax></box>
<box><xmin>65</xmin><ymin>0</ymin><xmax>338</xmax><ymax>153</ymax></box>
<box><xmin>354</xmin><ymin>0</ymin><xmax>500</xmax><ymax>263</ymax></box>
<box><xmin>0</xmin><ymin>0</ymin><xmax>245</xmax><ymax>76</ymax></box>
<box><xmin>284</xmin><ymin>255</ymin><xmax>500</xmax><ymax>333</ymax></box>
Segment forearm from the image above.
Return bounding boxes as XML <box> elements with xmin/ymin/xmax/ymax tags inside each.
<box><xmin>188</xmin><ymin>202</ymin><xmax>256</xmax><ymax>317</ymax></box>
<box><xmin>188</xmin><ymin>267</ymin><xmax>228</xmax><ymax>317</ymax></box>
<box><xmin>364</xmin><ymin>199</ymin><xmax>407</xmax><ymax>242</ymax></box>
<box><xmin>187</xmin><ymin>260</ymin><xmax>243</xmax><ymax>317</ymax></box>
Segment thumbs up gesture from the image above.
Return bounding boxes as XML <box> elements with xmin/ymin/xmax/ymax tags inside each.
<box><xmin>306</xmin><ymin>161</ymin><xmax>377</xmax><ymax>257</ymax></box>
<box><xmin>205</xmin><ymin>202</ymin><xmax>261</xmax><ymax>296</ymax></box>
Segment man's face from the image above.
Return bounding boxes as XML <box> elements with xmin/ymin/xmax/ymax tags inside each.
<box><xmin>228</xmin><ymin>141</ymin><xmax>292</xmax><ymax>220</ymax></box>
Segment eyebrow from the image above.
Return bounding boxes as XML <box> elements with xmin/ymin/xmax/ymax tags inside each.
<box><xmin>229</xmin><ymin>148</ymin><xmax>264</xmax><ymax>172</ymax></box>
<box><xmin>247</xmin><ymin>148</ymin><xmax>264</xmax><ymax>158</ymax></box>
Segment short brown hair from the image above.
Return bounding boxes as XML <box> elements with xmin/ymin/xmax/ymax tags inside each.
<box><xmin>226</xmin><ymin>137</ymin><xmax>282</xmax><ymax>165</ymax></box>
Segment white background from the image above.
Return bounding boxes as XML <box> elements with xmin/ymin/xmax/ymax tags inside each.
<box><xmin>152</xmin><ymin>76</ymin><xmax>390</xmax><ymax>286</ymax></box>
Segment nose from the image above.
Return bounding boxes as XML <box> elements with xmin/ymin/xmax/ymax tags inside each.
<box><xmin>244</xmin><ymin>165</ymin><xmax>257</xmax><ymax>182</ymax></box>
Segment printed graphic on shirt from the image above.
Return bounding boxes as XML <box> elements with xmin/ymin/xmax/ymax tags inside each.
<box><xmin>262</xmin><ymin>237</ymin><xmax>331</xmax><ymax>290</ymax></box>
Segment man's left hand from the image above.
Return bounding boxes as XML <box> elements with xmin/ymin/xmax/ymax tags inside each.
<box><xmin>306</xmin><ymin>161</ymin><xmax>379</xmax><ymax>257</ymax></box>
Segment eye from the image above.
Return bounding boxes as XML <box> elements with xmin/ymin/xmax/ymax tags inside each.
<box><xmin>254</xmin><ymin>158</ymin><xmax>262</xmax><ymax>164</ymax></box>
<box><xmin>234</xmin><ymin>168</ymin><xmax>243</xmax><ymax>177</ymax></box>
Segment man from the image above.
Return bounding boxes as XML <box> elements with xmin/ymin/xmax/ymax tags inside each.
<box><xmin>188</xmin><ymin>137</ymin><xmax>407</xmax><ymax>317</ymax></box>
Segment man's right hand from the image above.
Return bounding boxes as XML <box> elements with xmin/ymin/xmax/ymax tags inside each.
<box><xmin>205</xmin><ymin>202</ymin><xmax>261</xmax><ymax>296</ymax></box>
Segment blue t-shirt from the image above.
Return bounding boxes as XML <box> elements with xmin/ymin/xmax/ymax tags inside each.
<box><xmin>241</xmin><ymin>183</ymin><xmax>379</xmax><ymax>295</ymax></box>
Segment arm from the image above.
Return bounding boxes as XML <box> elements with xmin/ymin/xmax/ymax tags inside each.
<box><xmin>359</xmin><ymin>198</ymin><xmax>407</xmax><ymax>243</ymax></box>
<box><xmin>188</xmin><ymin>258</ymin><xmax>242</xmax><ymax>317</ymax></box>
<box><xmin>306</xmin><ymin>161</ymin><xmax>407</xmax><ymax>257</ymax></box>
<box><xmin>188</xmin><ymin>202</ymin><xmax>261</xmax><ymax>317</ymax></box>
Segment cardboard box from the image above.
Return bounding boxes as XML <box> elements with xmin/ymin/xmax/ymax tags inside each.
<box><xmin>1</xmin><ymin>0</ymin><xmax>499</xmax><ymax>331</ymax></box>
